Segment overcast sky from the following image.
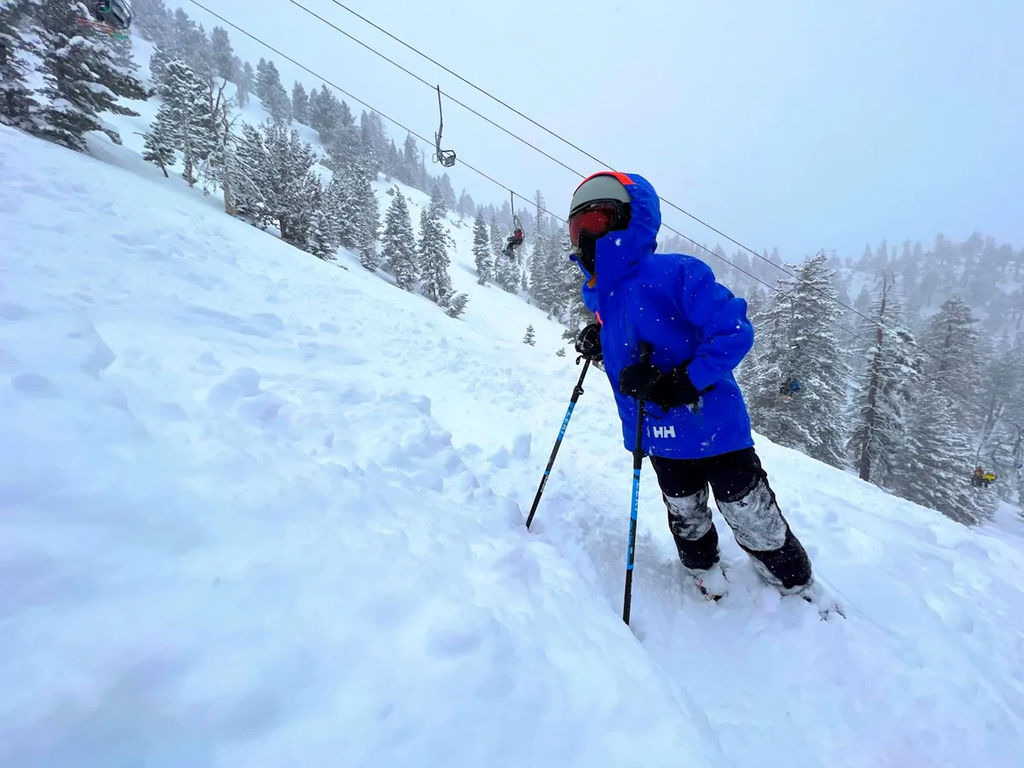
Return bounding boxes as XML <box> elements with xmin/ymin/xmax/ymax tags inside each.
<box><xmin>178</xmin><ymin>0</ymin><xmax>1024</xmax><ymax>260</ymax></box>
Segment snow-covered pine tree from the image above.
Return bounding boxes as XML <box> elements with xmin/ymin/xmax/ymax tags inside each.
<box><xmin>308</xmin><ymin>85</ymin><xmax>340</xmax><ymax>137</ymax></box>
<box><xmin>347</xmin><ymin>154</ymin><xmax>380</xmax><ymax>270</ymax></box>
<box><xmin>359</xmin><ymin>111</ymin><xmax>387</xmax><ymax>176</ymax></box>
<box><xmin>523</xmin><ymin>325</ymin><xmax>536</xmax><ymax>346</ymax></box>
<box><xmin>397</xmin><ymin>133</ymin><xmax>419</xmax><ymax>187</ymax></box>
<box><xmin>306</xmin><ymin>190</ymin><xmax>336</xmax><ymax>260</ymax></box>
<box><xmin>149</xmin><ymin>44</ymin><xmax>176</xmax><ymax>84</ymax></box>
<box><xmin>261</xmin><ymin>121</ymin><xmax>318</xmax><ymax>244</ymax></box>
<box><xmin>291</xmin><ymin>81</ymin><xmax>308</xmax><ymax>125</ymax></box>
<box><xmin>209</xmin><ymin>26</ymin><xmax>236</xmax><ymax>82</ymax></box>
<box><xmin>144</xmin><ymin>59</ymin><xmax>215</xmax><ymax>186</ymax></box>
<box><xmin>142</xmin><ymin>117</ymin><xmax>175</xmax><ymax>177</ymax></box>
<box><xmin>417</xmin><ymin>197</ymin><xmax>455</xmax><ymax>307</ymax></box>
<box><xmin>846</xmin><ymin>275</ymin><xmax>918</xmax><ymax>485</ymax></box>
<box><xmin>894</xmin><ymin>379</ymin><xmax>989</xmax><ymax>525</ymax></box>
<box><xmin>489</xmin><ymin>213</ymin><xmax>504</xmax><ymax>262</ymax></box>
<box><xmin>919</xmin><ymin>296</ymin><xmax>982</xmax><ymax>429</ymax></box>
<box><xmin>745</xmin><ymin>253</ymin><xmax>849</xmax><ymax>468</ymax></box>
<box><xmin>528</xmin><ymin>230</ymin><xmax>551</xmax><ymax>308</ymax></box>
<box><xmin>169</xmin><ymin>8</ymin><xmax>212</xmax><ymax>80</ymax></box>
<box><xmin>472</xmin><ymin>212</ymin><xmax>492</xmax><ymax>284</ymax></box>
<box><xmin>196</xmin><ymin>78</ymin><xmax>238</xmax><ymax>209</ymax></box>
<box><xmin>0</xmin><ymin>0</ymin><xmax>39</xmax><ymax>130</ymax></box>
<box><xmin>227</xmin><ymin>122</ymin><xmax>268</xmax><ymax>224</ymax></box>
<box><xmin>381</xmin><ymin>189</ymin><xmax>418</xmax><ymax>290</ymax></box>
<box><xmin>231</xmin><ymin>120</ymin><xmax>318</xmax><ymax>245</ymax></box>
<box><xmin>436</xmin><ymin>173</ymin><xmax>456</xmax><ymax>213</ymax></box>
<box><xmin>255</xmin><ymin>58</ymin><xmax>290</xmax><ymax>123</ymax></box>
<box><xmin>235</xmin><ymin>60</ymin><xmax>254</xmax><ymax>108</ymax></box>
<box><xmin>132</xmin><ymin>0</ymin><xmax>174</xmax><ymax>47</ymax></box>
<box><xmin>445</xmin><ymin>292</ymin><xmax>469</xmax><ymax>319</ymax></box>
<box><xmin>32</xmin><ymin>0</ymin><xmax>145</xmax><ymax>151</ymax></box>
<box><xmin>322</xmin><ymin>105</ymin><xmax>360</xmax><ymax>170</ymax></box>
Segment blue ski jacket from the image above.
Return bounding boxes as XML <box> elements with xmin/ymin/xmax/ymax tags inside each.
<box><xmin>571</xmin><ymin>173</ymin><xmax>755</xmax><ymax>459</ymax></box>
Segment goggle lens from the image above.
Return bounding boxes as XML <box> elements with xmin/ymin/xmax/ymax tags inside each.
<box><xmin>569</xmin><ymin>205</ymin><xmax>617</xmax><ymax>245</ymax></box>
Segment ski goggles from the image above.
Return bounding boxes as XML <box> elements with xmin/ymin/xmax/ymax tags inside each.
<box><xmin>568</xmin><ymin>199</ymin><xmax>630</xmax><ymax>247</ymax></box>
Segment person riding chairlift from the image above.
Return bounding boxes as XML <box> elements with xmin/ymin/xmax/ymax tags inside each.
<box><xmin>502</xmin><ymin>217</ymin><xmax>524</xmax><ymax>258</ymax></box>
<box><xmin>96</xmin><ymin>1</ymin><xmax>133</xmax><ymax>28</ymax></box>
<box><xmin>779</xmin><ymin>377</ymin><xmax>801</xmax><ymax>400</ymax></box>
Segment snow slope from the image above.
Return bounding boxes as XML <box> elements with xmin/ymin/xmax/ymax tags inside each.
<box><xmin>3</xmin><ymin>125</ymin><xmax>1024</xmax><ymax>768</ymax></box>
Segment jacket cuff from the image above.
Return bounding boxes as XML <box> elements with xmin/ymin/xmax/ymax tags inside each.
<box><xmin>685</xmin><ymin>360</ymin><xmax>718</xmax><ymax>391</ymax></box>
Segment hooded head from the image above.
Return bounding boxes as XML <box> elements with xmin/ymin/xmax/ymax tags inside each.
<box><xmin>568</xmin><ymin>172</ymin><xmax>661</xmax><ymax>282</ymax></box>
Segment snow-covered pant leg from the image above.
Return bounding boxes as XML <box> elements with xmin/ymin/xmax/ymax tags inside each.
<box><xmin>649</xmin><ymin>456</ymin><xmax>720</xmax><ymax>570</ymax></box>
<box><xmin>702</xmin><ymin>448</ymin><xmax>812</xmax><ymax>590</ymax></box>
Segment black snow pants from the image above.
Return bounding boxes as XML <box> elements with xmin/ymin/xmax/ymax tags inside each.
<box><xmin>649</xmin><ymin>447</ymin><xmax>812</xmax><ymax>590</ymax></box>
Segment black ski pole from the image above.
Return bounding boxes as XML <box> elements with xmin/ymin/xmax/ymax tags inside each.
<box><xmin>526</xmin><ymin>357</ymin><xmax>591</xmax><ymax>530</ymax></box>
<box><xmin>622</xmin><ymin>343</ymin><xmax>651</xmax><ymax>625</ymax></box>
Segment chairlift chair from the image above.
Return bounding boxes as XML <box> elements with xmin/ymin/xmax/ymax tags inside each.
<box><xmin>432</xmin><ymin>86</ymin><xmax>456</xmax><ymax>167</ymax></box>
<box><xmin>77</xmin><ymin>0</ymin><xmax>133</xmax><ymax>37</ymax></box>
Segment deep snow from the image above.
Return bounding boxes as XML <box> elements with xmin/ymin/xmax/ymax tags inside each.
<box><xmin>2</xmin><ymin>117</ymin><xmax>1024</xmax><ymax>767</ymax></box>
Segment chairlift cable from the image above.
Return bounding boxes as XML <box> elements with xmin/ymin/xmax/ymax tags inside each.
<box><xmin>186</xmin><ymin>1</ymin><xmax>984</xmax><ymax>413</ymax></box>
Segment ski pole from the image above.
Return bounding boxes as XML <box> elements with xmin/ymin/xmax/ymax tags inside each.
<box><xmin>526</xmin><ymin>357</ymin><xmax>592</xmax><ymax>530</ymax></box>
<box><xmin>622</xmin><ymin>343</ymin><xmax>651</xmax><ymax>625</ymax></box>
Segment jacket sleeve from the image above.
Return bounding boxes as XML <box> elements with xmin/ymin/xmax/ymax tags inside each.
<box><xmin>674</xmin><ymin>258</ymin><xmax>754</xmax><ymax>391</ymax></box>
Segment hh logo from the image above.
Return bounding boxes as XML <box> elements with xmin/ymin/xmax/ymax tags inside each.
<box><xmin>651</xmin><ymin>425</ymin><xmax>676</xmax><ymax>439</ymax></box>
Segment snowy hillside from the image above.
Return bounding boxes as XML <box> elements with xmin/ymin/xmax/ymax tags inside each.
<box><xmin>3</xmin><ymin>123</ymin><xmax>1024</xmax><ymax>768</ymax></box>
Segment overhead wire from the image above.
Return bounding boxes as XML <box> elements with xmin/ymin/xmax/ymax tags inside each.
<box><xmin>272</xmin><ymin>0</ymin><xmax>881</xmax><ymax>346</ymax></box>
<box><xmin>188</xmin><ymin>1</ymin><xmax>551</xmax><ymax>220</ymax></box>
<box><xmin>306</xmin><ymin>0</ymin><xmax>964</xmax><ymax>366</ymax></box>
<box><xmin>185</xmin><ymin>1</ymin><xmax>975</xmax><ymax>404</ymax></box>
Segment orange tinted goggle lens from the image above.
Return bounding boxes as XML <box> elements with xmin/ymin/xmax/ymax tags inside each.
<box><xmin>569</xmin><ymin>206</ymin><xmax>615</xmax><ymax>244</ymax></box>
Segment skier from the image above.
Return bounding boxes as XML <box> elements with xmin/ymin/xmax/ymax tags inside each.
<box><xmin>569</xmin><ymin>171</ymin><xmax>819</xmax><ymax>604</ymax></box>
<box><xmin>502</xmin><ymin>221</ymin><xmax>524</xmax><ymax>258</ymax></box>
<box><xmin>972</xmin><ymin>466</ymin><xmax>985</xmax><ymax>487</ymax></box>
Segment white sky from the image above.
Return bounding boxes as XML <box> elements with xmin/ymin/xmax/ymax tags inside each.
<box><xmin>178</xmin><ymin>0</ymin><xmax>1024</xmax><ymax>259</ymax></box>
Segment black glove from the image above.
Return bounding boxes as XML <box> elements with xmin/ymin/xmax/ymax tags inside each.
<box><xmin>619</xmin><ymin>362</ymin><xmax>703</xmax><ymax>408</ymax></box>
<box><xmin>575</xmin><ymin>323</ymin><xmax>603</xmax><ymax>361</ymax></box>
<box><xmin>663</xmin><ymin>367</ymin><xmax>702</xmax><ymax>407</ymax></box>
<box><xmin>618</xmin><ymin>361</ymin><xmax>666</xmax><ymax>402</ymax></box>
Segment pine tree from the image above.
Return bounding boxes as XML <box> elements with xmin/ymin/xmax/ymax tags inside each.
<box><xmin>345</xmin><ymin>154</ymin><xmax>380</xmax><ymax>270</ymax></box>
<box><xmin>846</xmin><ymin>275</ymin><xmax>918</xmax><ymax>485</ymax></box>
<box><xmin>745</xmin><ymin>253</ymin><xmax>849</xmax><ymax>468</ymax></box>
<box><xmin>0</xmin><ymin>0</ymin><xmax>38</xmax><ymax>129</ymax></box>
<box><xmin>227</xmin><ymin>122</ymin><xmax>267</xmax><ymax>223</ymax></box>
<box><xmin>230</xmin><ymin>120</ymin><xmax>318</xmax><ymax>245</ymax></box>
<box><xmin>417</xmin><ymin>197</ymin><xmax>455</xmax><ymax>307</ymax></box>
<box><xmin>523</xmin><ymin>325</ymin><xmax>536</xmax><ymax>346</ymax></box>
<box><xmin>306</xmin><ymin>196</ymin><xmax>336</xmax><ymax>260</ymax></box>
<box><xmin>292</xmin><ymin>81</ymin><xmax>309</xmax><ymax>124</ymax></box>
<box><xmin>196</xmin><ymin>78</ymin><xmax>237</xmax><ymax>207</ymax></box>
<box><xmin>209</xmin><ymin>26</ymin><xmax>236</xmax><ymax>81</ymax></box>
<box><xmin>446</xmin><ymin>292</ymin><xmax>469</xmax><ymax>319</ymax></box>
<box><xmin>895</xmin><ymin>380</ymin><xmax>988</xmax><ymax>525</ymax></box>
<box><xmin>919</xmin><ymin>296</ymin><xmax>982</xmax><ymax>428</ymax></box>
<box><xmin>255</xmin><ymin>58</ymin><xmax>290</xmax><ymax>123</ymax></box>
<box><xmin>381</xmin><ymin>189</ymin><xmax>418</xmax><ymax>290</ymax></box>
<box><xmin>489</xmin><ymin>213</ymin><xmax>504</xmax><ymax>261</ymax></box>
<box><xmin>32</xmin><ymin>0</ymin><xmax>145</xmax><ymax>151</ymax></box>
<box><xmin>142</xmin><ymin>116</ymin><xmax>175</xmax><ymax>177</ymax></box>
<box><xmin>145</xmin><ymin>59</ymin><xmax>215</xmax><ymax>186</ymax></box>
<box><xmin>437</xmin><ymin>173</ymin><xmax>456</xmax><ymax>212</ymax></box>
<box><xmin>235</xmin><ymin>60</ymin><xmax>254</xmax><ymax>107</ymax></box>
<box><xmin>472</xmin><ymin>212</ymin><xmax>492</xmax><ymax>284</ymax></box>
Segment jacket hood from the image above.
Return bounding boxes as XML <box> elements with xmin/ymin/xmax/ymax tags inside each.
<box><xmin>571</xmin><ymin>172</ymin><xmax>662</xmax><ymax>285</ymax></box>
